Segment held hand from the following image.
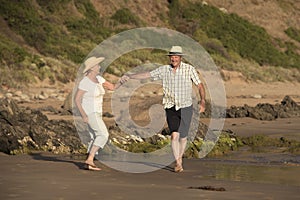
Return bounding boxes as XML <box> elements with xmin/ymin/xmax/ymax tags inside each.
<box><xmin>120</xmin><ymin>75</ymin><xmax>130</xmax><ymax>84</ymax></box>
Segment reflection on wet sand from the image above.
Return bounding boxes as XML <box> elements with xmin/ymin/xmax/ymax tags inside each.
<box><xmin>201</xmin><ymin>161</ymin><xmax>300</xmax><ymax>186</ymax></box>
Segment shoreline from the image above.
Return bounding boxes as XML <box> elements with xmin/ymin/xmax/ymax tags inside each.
<box><xmin>0</xmin><ymin>152</ymin><xmax>299</xmax><ymax>200</ymax></box>
<box><xmin>1</xmin><ymin>116</ymin><xmax>299</xmax><ymax>199</ymax></box>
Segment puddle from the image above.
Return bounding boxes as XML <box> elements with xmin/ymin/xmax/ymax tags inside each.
<box><xmin>200</xmin><ymin>162</ymin><xmax>300</xmax><ymax>186</ymax></box>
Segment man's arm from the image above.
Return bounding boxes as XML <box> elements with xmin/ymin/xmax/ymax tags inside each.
<box><xmin>127</xmin><ymin>72</ymin><xmax>151</xmax><ymax>79</ymax></box>
<box><xmin>198</xmin><ymin>83</ymin><xmax>206</xmax><ymax>113</ymax></box>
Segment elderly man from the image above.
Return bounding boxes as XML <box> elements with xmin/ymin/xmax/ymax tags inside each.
<box><xmin>125</xmin><ymin>46</ymin><xmax>206</xmax><ymax>172</ymax></box>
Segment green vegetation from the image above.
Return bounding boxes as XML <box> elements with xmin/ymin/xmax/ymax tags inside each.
<box><xmin>169</xmin><ymin>0</ymin><xmax>300</xmax><ymax>68</ymax></box>
<box><xmin>285</xmin><ymin>27</ymin><xmax>300</xmax><ymax>43</ymax></box>
<box><xmin>113</xmin><ymin>132</ymin><xmax>300</xmax><ymax>159</ymax></box>
<box><xmin>0</xmin><ymin>0</ymin><xmax>300</xmax><ymax>87</ymax></box>
<box><xmin>111</xmin><ymin>8</ymin><xmax>144</xmax><ymax>26</ymax></box>
<box><xmin>185</xmin><ymin>132</ymin><xmax>244</xmax><ymax>158</ymax></box>
<box><xmin>242</xmin><ymin>135</ymin><xmax>300</xmax><ymax>154</ymax></box>
<box><xmin>107</xmin><ymin>49</ymin><xmax>168</xmax><ymax>76</ymax></box>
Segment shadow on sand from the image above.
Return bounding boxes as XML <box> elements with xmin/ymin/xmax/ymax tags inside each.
<box><xmin>29</xmin><ymin>152</ymin><xmax>174</xmax><ymax>172</ymax></box>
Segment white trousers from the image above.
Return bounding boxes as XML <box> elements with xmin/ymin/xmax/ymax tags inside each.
<box><xmin>87</xmin><ymin>112</ymin><xmax>109</xmax><ymax>150</ymax></box>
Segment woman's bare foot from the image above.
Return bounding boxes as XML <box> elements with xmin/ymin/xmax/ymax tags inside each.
<box><xmin>85</xmin><ymin>159</ymin><xmax>101</xmax><ymax>170</ymax></box>
<box><xmin>84</xmin><ymin>162</ymin><xmax>101</xmax><ymax>171</ymax></box>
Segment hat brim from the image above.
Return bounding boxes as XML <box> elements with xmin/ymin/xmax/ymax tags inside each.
<box><xmin>83</xmin><ymin>57</ymin><xmax>105</xmax><ymax>74</ymax></box>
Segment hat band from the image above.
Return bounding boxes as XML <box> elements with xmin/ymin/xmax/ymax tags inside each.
<box><xmin>168</xmin><ymin>52</ymin><xmax>183</xmax><ymax>55</ymax></box>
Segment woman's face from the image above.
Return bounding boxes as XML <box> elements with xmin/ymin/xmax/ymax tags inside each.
<box><xmin>91</xmin><ymin>64</ymin><xmax>101</xmax><ymax>74</ymax></box>
<box><xmin>169</xmin><ymin>55</ymin><xmax>182</xmax><ymax>68</ymax></box>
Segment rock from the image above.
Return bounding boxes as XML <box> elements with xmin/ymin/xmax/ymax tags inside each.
<box><xmin>38</xmin><ymin>94</ymin><xmax>47</xmax><ymax>100</ymax></box>
<box><xmin>219</xmin><ymin>7</ymin><xmax>228</xmax><ymax>13</ymax></box>
<box><xmin>226</xmin><ymin>95</ymin><xmax>300</xmax><ymax>120</ymax></box>
<box><xmin>14</xmin><ymin>90</ymin><xmax>23</xmax><ymax>97</ymax></box>
<box><xmin>0</xmin><ymin>98</ymin><xmax>85</xmax><ymax>155</ymax></box>
<box><xmin>202</xmin><ymin>1</ymin><xmax>208</xmax><ymax>6</ymax></box>
<box><xmin>253</xmin><ymin>94</ymin><xmax>262</xmax><ymax>99</ymax></box>
<box><xmin>5</xmin><ymin>93</ymin><xmax>13</xmax><ymax>98</ymax></box>
<box><xmin>20</xmin><ymin>94</ymin><xmax>31</xmax><ymax>102</ymax></box>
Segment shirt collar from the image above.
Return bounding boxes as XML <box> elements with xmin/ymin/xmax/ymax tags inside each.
<box><xmin>169</xmin><ymin>62</ymin><xmax>182</xmax><ymax>71</ymax></box>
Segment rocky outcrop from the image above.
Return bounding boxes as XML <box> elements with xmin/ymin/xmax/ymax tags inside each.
<box><xmin>226</xmin><ymin>96</ymin><xmax>300</xmax><ymax>120</ymax></box>
<box><xmin>0</xmin><ymin>98</ymin><xmax>85</xmax><ymax>154</ymax></box>
<box><xmin>0</xmin><ymin>95</ymin><xmax>299</xmax><ymax>155</ymax></box>
<box><xmin>0</xmin><ymin>97</ymin><xmax>211</xmax><ymax>155</ymax></box>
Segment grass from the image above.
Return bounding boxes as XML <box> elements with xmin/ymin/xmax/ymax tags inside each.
<box><xmin>0</xmin><ymin>0</ymin><xmax>299</xmax><ymax>87</ymax></box>
<box><xmin>285</xmin><ymin>27</ymin><xmax>300</xmax><ymax>43</ymax></box>
<box><xmin>111</xmin><ymin>8</ymin><xmax>144</xmax><ymax>26</ymax></box>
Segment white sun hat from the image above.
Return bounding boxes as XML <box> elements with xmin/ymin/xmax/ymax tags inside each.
<box><xmin>167</xmin><ymin>46</ymin><xmax>185</xmax><ymax>56</ymax></box>
<box><xmin>83</xmin><ymin>56</ymin><xmax>105</xmax><ymax>74</ymax></box>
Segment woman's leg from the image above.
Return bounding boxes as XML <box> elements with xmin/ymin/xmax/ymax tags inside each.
<box><xmin>85</xmin><ymin>113</ymin><xmax>109</xmax><ymax>168</ymax></box>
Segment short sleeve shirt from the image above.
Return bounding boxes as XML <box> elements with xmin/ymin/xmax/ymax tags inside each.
<box><xmin>78</xmin><ymin>75</ymin><xmax>106</xmax><ymax>115</ymax></box>
<box><xmin>150</xmin><ymin>62</ymin><xmax>201</xmax><ymax>110</ymax></box>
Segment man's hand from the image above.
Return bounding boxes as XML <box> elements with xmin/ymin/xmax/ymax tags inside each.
<box><xmin>120</xmin><ymin>75</ymin><xmax>130</xmax><ymax>84</ymax></box>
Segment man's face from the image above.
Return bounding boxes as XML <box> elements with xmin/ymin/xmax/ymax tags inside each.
<box><xmin>169</xmin><ymin>55</ymin><xmax>182</xmax><ymax>68</ymax></box>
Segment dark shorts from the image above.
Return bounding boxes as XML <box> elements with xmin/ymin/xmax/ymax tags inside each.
<box><xmin>165</xmin><ymin>105</ymin><xmax>193</xmax><ymax>138</ymax></box>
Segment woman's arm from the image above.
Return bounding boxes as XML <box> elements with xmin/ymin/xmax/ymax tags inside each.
<box><xmin>74</xmin><ymin>89</ymin><xmax>88</xmax><ymax>123</ymax></box>
<box><xmin>102</xmin><ymin>72</ymin><xmax>151</xmax><ymax>91</ymax></box>
<box><xmin>102</xmin><ymin>79</ymin><xmax>123</xmax><ymax>91</ymax></box>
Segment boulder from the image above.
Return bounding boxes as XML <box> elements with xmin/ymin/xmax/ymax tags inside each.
<box><xmin>0</xmin><ymin>98</ymin><xmax>85</xmax><ymax>154</ymax></box>
<box><xmin>226</xmin><ymin>95</ymin><xmax>300</xmax><ymax>120</ymax></box>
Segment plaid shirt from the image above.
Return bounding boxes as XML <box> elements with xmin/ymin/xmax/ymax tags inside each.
<box><xmin>150</xmin><ymin>62</ymin><xmax>201</xmax><ymax>110</ymax></box>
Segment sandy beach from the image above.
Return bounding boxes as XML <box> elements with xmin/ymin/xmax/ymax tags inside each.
<box><xmin>1</xmin><ymin>79</ymin><xmax>300</xmax><ymax>200</ymax></box>
<box><xmin>1</xmin><ymin>116</ymin><xmax>300</xmax><ymax>200</ymax></box>
<box><xmin>1</xmin><ymin>0</ymin><xmax>300</xmax><ymax>199</ymax></box>
<box><xmin>0</xmin><ymin>149</ymin><xmax>299</xmax><ymax>200</ymax></box>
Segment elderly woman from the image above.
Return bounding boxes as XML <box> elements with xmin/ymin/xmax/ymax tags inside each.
<box><xmin>75</xmin><ymin>56</ymin><xmax>123</xmax><ymax>171</ymax></box>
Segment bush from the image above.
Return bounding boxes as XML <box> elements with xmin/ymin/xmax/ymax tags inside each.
<box><xmin>285</xmin><ymin>27</ymin><xmax>300</xmax><ymax>43</ymax></box>
<box><xmin>169</xmin><ymin>0</ymin><xmax>300</xmax><ymax>68</ymax></box>
<box><xmin>111</xmin><ymin>8</ymin><xmax>144</xmax><ymax>26</ymax></box>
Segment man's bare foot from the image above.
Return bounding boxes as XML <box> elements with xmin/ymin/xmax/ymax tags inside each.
<box><xmin>174</xmin><ymin>164</ymin><xmax>183</xmax><ymax>173</ymax></box>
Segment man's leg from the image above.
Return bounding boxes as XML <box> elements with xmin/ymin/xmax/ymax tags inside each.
<box><xmin>171</xmin><ymin>132</ymin><xmax>180</xmax><ymax>166</ymax></box>
<box><xmin>178</xmin><ymin>137</ymin><xmax>187</xmax><ymax>167</ymax></box>
<box><xmin>176</xmin><ymin>106</ymin><xmax>193</xmax><ymax>171</ymax></box>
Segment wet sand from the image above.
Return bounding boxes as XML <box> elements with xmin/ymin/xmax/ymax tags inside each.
<box><xmin>1</xmin><ymin>117</ymin><xmax>300</xmax><ymax>200</ymax></box>
<box><xmin>0</xmin><ymin>152</ymin><xmax>299</xmax><ymax>200</ymax></box>
<box><xmin>223</xmin><ymin>117</ymin><xmax>300</xmax><ymax>140</ymax></box>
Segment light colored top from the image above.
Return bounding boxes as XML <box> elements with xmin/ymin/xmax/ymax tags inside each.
<box><xmin>150</xmin><ymin>62</ymin><xmax>201</xmax><ymax>110</ymax></box>
<box><xmin>78</xmin><ymin>75</ymin><xmax>106</xmax><ymax>115</ymax></box>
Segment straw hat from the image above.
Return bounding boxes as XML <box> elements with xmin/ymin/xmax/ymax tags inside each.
<box><xmin>167</xmin><ymin>46</ymin><xmax>185</xmax><ymax>56</ymax></box>
<box><xmin>83</xmin><ymin>56</ymin><xmax>105</xmax><ymax>74</ymax></box>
